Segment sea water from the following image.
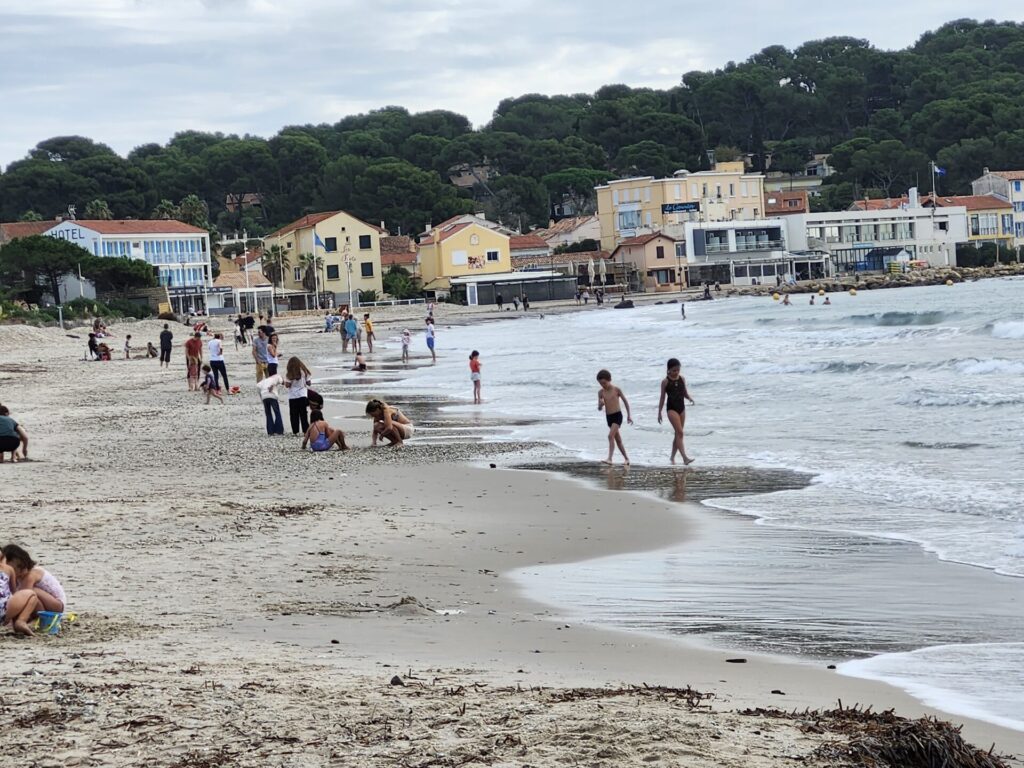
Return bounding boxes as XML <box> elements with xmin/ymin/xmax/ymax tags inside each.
<box><xmin>332</xmin><ymin>277</ymin><xmax>1024</xmax><ymax>730</ymax></box>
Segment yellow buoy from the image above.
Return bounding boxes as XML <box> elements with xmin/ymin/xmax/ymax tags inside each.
<box><xmin>818</xmin><ymin>289</ymin><xmax>825</xmax><ymax>296</ymax></box>
<box><xmin>849</xmin><ymin>288</ymin><xmax>857</xmax><ymax>296</ymax></box>
<box><xmin>772</xmin><ymin>293</ymin><xmax>780</xmax><ymax>301</ymax></box>
<box><xmin>945</xmin><ymin>279</ymin><xmax>954</xmax><ymax>286</ymax></box>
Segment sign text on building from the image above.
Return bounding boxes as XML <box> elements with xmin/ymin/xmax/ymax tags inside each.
<box><xmin>662</xmin><ymin>202</ymin><xmax>701</xmax><ymax>214</ymax></box>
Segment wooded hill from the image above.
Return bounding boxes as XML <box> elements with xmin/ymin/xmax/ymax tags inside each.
<box><xmin>2</xmin><ymin>18</ymin><xmax>1023</xmax><ymax>237</ymax></box>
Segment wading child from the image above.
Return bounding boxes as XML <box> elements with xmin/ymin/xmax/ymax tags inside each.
<box><xmin>657</xmin><ymin>357</ymin><xmax>695</xmax><ymax>465</ymax></box>
<box><xmin>2</xmin><ymin>544</ymin><xmax>66</xmax><ymax>613</ymax></box>
<box><xmin>596</xmin><ymin>369</ymin><xmax>632</xmax><ymax>465</ymax></box>
<box><xmin>363</xmin><ymin>313</ymin><xmax>375</xmax><ymax>353</ymax></box>
<box><xmin>200</xmin><ymin>364</ymin><xmax>224</xmax><ymax>405</ymax></box>
<box><xmin>401</xmin><ymin>329</ymin><xmax>411</xmax><ymax>363</ymax></box>
<box><xmin>469</xmin><ymin>350</ymin><xmax>482</xmax><ymax>404</ymax></box>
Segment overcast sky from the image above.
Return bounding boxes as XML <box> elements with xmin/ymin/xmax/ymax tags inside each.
<box><xmin>1</xmin><ymin>0</ymin><xmax>1022</xmax><ymax>168</ymax></box>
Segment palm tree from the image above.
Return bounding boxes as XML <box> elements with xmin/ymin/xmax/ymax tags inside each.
<box><xmin>262</xmin><ymin>245</ymin><xmax>291</xmax><ymax>289</ymax></box>
<box><xmin>84</xmin><ymin>199</ymin><xmax>113</xmax><ymax>220</ymax></box>
<box><xmin>297</xmin><ymin>252</ymin><xmax>323</xmax><ymax>293</ymax></box>
<box><xmin>151</xmin><ymin>199</ymin><xmax>179</xmax><ymax>220</ymax></box>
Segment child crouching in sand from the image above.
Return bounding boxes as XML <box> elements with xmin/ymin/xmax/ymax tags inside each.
<box><xmin>596</xmin><ymin>369</ymin><xmax>632</xmax><ymax>465</ymax></box>
<box><xmin>0</xmin><ymin>553</ymin><xmax>41</xmax><ymax>636</ymax></box>
<box><xmin>2</xmin><ymin>544</ymin><xmax>66</xmax><ymax>613</ymax></box>
<box><xmin>200</xmin><ymin>364</ymin><xmax>224</xmax><ymax>404</ymax></box>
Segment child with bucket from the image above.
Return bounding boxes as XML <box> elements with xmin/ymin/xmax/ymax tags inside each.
<box><xmin>2</xmin><ymin>544</ymin><xmax>68</xmax><ymax>635</ymax></box>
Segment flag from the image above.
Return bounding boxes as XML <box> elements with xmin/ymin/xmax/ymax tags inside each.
<box><xmin>314</xmin><ymin>232</ymin><xmax>326</xmax><ymax>249</ymax></box>
<box><xmin>934</xmin><ymin>165</ymin><xmax>947</xmax><ymax>176</ymax></box>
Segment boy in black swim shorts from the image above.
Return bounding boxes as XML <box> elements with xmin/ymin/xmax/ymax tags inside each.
<box><xmin>596</xmin><ymin>369</ymin><xmax>632</xmax><ymax>465</ymax></box>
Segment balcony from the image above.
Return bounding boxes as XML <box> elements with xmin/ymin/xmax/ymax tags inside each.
<box><xmin>706</xmin><ymin>239</ymin><xmax>784</xmax><ymax>254</ymax></box>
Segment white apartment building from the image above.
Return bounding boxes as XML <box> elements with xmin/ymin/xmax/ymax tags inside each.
<box><xmin>971</xmin><ymin>168</ymin><xmax>1024</xmax><ymax>248</ymax></box>
<box><xmin>45</xmin><ymin>219</ymin><xmax>213</xmax><ymax>313</ymax></box>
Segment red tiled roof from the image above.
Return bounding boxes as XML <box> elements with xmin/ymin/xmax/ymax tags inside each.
<box><xmin>617</xmin><ymin>233</ymin><xmax>668</xmax><ymax>247</ymax></box>
<box><xmin>991</xmin><ymin>170</ymin><xmax>1024</xmax><ymax>181</ymax></box>
<box><xmin>214</xmin><ymin>271</ymin><xmax>272</xmax><ymax>289</ymax></box>
<box><xmin>265</xmin><ymin>211</ymin><xmax>386</xmax><ymax>241</ymax></box>
<box><xmin>562</xmin><ymin>249</ymin><xmax>612</xmax><ymax>261</ymax></box>
<box><xmin>233</xmin><ymin>247</ymin><xmax>263</xmax><ymax>267</ymax></box>
<box><xmin>0</xmin><ymin>220</ymin><xmax>54</xmax><ymax>241</ymax></box>
<box><xmin>73</xmin><ymin>219</ymin><xmax>208</xmax><ymax>234</ymax></box>
<box><xmin>509</xmin><ymin>234</ymin><xmax>549</xmax><ymax>250</ymax></box>
<box><xmin>535</xmin><ymin>215</ymin><xmax>597</xmax><ymax>239</ymax></box>
<box><xmin>850</xmin><ymin>194</ymin><xmax>1010</xmax><ymax>212</ymax></box>
<box><xmin>380</xmin><ymin>235</ymin><xmax>414</xmax><ymax>254</ymax></box>
<box><xmin>765</xmin><ymin>190</ymin><xmax>808</xmax><ymax>215</ymax></box>
<box><xmin>382</xmin><ymin>251</ymin><xmax>418</xmax><ymax>267</ymax></box>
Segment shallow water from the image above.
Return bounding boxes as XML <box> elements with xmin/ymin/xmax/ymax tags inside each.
<box><xmin>320</xmin><ymin>278</ymin><xmax>1024</xmax><ymax>731</ymax></box>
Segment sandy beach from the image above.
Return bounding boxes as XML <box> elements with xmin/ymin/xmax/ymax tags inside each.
<box><xmin>0</xmin><ymin>309</ymin><xmax>1021</xmax><ymax>767</ymax></box>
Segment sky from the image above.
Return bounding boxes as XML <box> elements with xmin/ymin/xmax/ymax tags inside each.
<box><xmin>1</xmin><ymin>0</ymin><xmax>1022</xmax><ymax>168</ymax></box>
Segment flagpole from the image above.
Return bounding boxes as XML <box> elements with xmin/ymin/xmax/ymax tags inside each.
<box><xmin>311</xmin><ymin>226</ymin><xmax>321</xmax><ymax>309</ymax></box>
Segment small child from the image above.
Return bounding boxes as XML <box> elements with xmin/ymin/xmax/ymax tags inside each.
<box><xmin>363</xmin><ymin>313</ymin><xmax>375</xmax><ymax>353</ymax></box>
<box><xmin>2</xmin><ymin>544</ymin><xmax>66</xmax><ymax>613</ymax></box>
<box><xmin>352</xmin><ymin>352</ymin><xmax>367</xmax><ymax>372</ymax></box>
<box><xmin>146</xmin><ymin>341</ymin><xmax>158</xmax><ymax>358</ymax></box>
<box><xmin>469</xmin><ymin>350</ymin><xmax>482</xmax><ymax>404</ymax></box>
<box><xmin>200</xmin><ymin>364</ymin><xmax>224</xmax><ymax>404</ymax></box>
<box><xmin>596</xmin><ymin>369</ymin><xmax>632</xmax><ymax>465</ymax></box>
<box><xmin>124</xmin><ymin>334</ymin><xmax>132</xmax><ymax>360</ymax></box>
<box><xmin>401</xmin><ymin>329</ymin><xmax>411</xmax><ymax>363</ymax></box>
<box><xmin>0</xmin><ymin>552</ymin><xmax>40</xmax><ymax>636</ymax></box>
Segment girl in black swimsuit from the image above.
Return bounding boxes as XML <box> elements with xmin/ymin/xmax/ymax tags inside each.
<box><xmin>657</xmin><ymin>357</ymin><xmax>695</xmax><ymax>465</ymax></box>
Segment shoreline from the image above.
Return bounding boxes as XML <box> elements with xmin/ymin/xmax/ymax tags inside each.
<box><xmin>1</xmin><ymin>313</ymin><xmax>1022</xmax><ymax>765</ymax></box>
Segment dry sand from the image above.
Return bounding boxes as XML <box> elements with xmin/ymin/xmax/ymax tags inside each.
<box><xmin>0</xmin><ymin>313</ymin><xmax>1021</xmax><ymax>767</ymax></box>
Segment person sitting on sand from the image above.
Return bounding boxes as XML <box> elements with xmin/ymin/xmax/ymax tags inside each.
<box><xmin>146</xmin><ymin>341</ymin><xmax>158</xmax><ymax>358</ymax></box>
<box><xmin>366</xmin><ymin>399</ymin><xmax>414</xmax><ymax>447</ymax></box>
<box><xmin>302</xmin><ymin>409</ymin><xmax>349</xmax><ymax>452</ymax></box>
<box><xmin>96</xmin><ymin>342</ymin><xmax>112</xmax><ymax>361</ymax></box>
<box><xmin>2</xmin><ymin>544</ymin><xmax>66</xmax><ymax>613</ymax></box>
<box><xmin>0</xmin><ymin>404</ymin><xmax>28</xmax><ymax>463</ymax></box>
<box><xmin>351</xmin><ymin>352</ymin><xmax>367</xmax><ymax>372</ymax></box>
<box><xmin>657</xmin><ymin>357</ymin><xmax>695</xmax><ymax>466</ymax></box>
<box><xmin>0</xmin><ymin>555</ymin><xmax>41</xmax><ymax>636</ymax></box>
<box><xmin>200</xmin><ymin>364</ymin><xmax>224</xmax><ymax>405</ymax></box>
<box><xmin>87</xmin><ymin>333</ymin><xmax>99</xmax><ymax>360</ymax></box>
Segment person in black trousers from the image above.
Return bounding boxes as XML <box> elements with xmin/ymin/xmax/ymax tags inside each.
<box><xmin>284</xmin><ymin>356</ymin><xmax>312</xmax><ymax>434</ymax></box>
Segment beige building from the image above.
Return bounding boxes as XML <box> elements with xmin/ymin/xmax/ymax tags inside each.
<box><xmin>418</xmin><ymin>215</ymin><xmax>512</xmax><ymax>291</ymax></box>
<box><xmin>610</xmin><ymin>233</ymin><xmax>682</xmax><ymax>292</ymax></box>
<box><xmin>264</xmin><ymin>211</ymin><xmax>384</xmax><ymax>304</ymax></box>
<box><xmin>596</xmin><ymin>162</ymin><xmax>767</xmax><ymax>251</ymax></box>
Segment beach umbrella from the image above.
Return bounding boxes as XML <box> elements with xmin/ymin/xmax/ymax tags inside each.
<box><xmin>587</xmin><ymin>258</ymin><xmax>596</xmax><ymax>285</ymax></box>
<box><xmin>598</xmin><ymin>257</ymin><xmax>607</xmax><ymax>285</ymax></box>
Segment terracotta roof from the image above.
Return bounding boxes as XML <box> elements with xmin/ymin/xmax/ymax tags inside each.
<box><xmin>0</xmin><ymin>220</ymin><xmax>55</xmax><ymax>241</ymax></box>
<box><xmin>991</xmin><ymin>170</ymin><xmax>1024</xmax><ymax>181</ymax></box>
<box><xmin>850</xmin><ymin>194</ymin><xmax>1010</xmax><ymax>212</ymax></box>
<box><xmin>433</xmin><ymin>222</ymin><xmax>473</xmax><ymax>242</ymax></box>
<box><xmin>617</xmin><ymin>233</ymin><xmax>669</xmax><ymax>247</ymax></box>
<box><xmin>66</xmin><ymin>219</ymin><xmax>208</xmax><ymax>235</ymax></box>
<box><xmin>213</xmin><ymin>271</ymin><xmax>272</xmax><ymax>289</ymax></box>
<box><xmin>765</xmin><ymin>190</ymin><xmax>809</xmax><ymax>215</ymax></box>
<box><xmin>535</xmin><ymin>215</ymin><xmax>597</xmax><ymax>239</ymax></box>
<box><xmin>382</xmin><ymin>250</ymin><xmax>418</xmax><ymax>268</ymax></box>
<box><xmin>265</xmin><ymin>211</ymin><xmax>386</xmax><ymax>241</ymax></box>
<box><xmin>563</xmin><ymin>249</ymin><xmax>612</xmax><ymax>261</ymax></box>
<box><xmin>233</xmin><ymin>247</ymin><xmax>263</xmax><ymax>267</ymax></box>
<box><xmin>380</xmin><ymin>235</ymin><xmax>414</xmax><ymax>254</ymax></box>
<box><xmin>509</xmin><ymin>234</ymin><xmax>550</xmax><ymax>251</ymax></box>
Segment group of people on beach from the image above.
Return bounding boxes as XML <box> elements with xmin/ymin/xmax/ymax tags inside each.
<box><xmin>0</xmin><ymin>544</ymin><xmax>66</xmax><ymax>637</ymax></box>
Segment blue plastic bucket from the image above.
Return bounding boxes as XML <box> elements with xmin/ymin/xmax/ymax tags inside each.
<box><xmin>35</xmin><ymin>611</ymin><xmax>62</xmax><ymax>635</ymax></box>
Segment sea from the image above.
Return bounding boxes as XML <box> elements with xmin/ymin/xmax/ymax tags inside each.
<box><xmin>325</xmin><ymin>277</ymin><xmax>1024</xmax><ymax>732</ymax></box>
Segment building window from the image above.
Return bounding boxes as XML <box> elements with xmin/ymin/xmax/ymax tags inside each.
<box><xmin>286</xmin><ymin>241</ymin><xmax>292</xmax><ymax>249</ymax></box>
<box><xmin>675</xmin><ymin>242</ymin><xmax>686</xmax><ymax>259</ymax></box>
<box><xmin>358</xmin><ymin>234</ymin><xmax>372</xmax><ymax>250</ymax></box>
<box><xmin>674</xmin><ymin>184</ymin><xmax>681</xmax><ymax>199</ymax></box>
<box><xmin>324</xmin><ymin>237</ymin><xmax>338</xmax><ymax>252</ymax></box>
<box><xmin>612</xmin><ymin>190</ymin><xmax>619</xmax><ymax>205</ymax></box>
<box><xmin>486</xmin><ymin>250</ymin><xmax>500</xmax><ymax>262</ymax></box>
<box><xmin>360</xmin><ymin>262</ymin><xmax>374</xmax><ymax>278</ymax></box>
<box><xmin>1016</xmin><ymin>181</ymin><xmax>1022</xmax><ymax>192</ymax></box>
<box><xmin>729</xmin><ymin>184</ymin><xmax>735</xmax><ymax>197</ymax></box>
<box><xmin>1003</xmin><ymin>214</ymin><xmax>1014</xmax><ymax>234</ymax></box>
<box><xmin>715</xmin><ymin>184</ymin><xmax>722</xmax><ymax>198</ymax></box>
<box><xmin>741</xmin><ymin>182</ymin><xmax>748</xmax><ymax>197</ymax></box>
<box><xmin>293</xmin><ymin>267</ymin><xmax>302</xmax><ymax>282</ymax></box>
<box><xmin>691</xmin><ymin>183</ymin><xmax>698</xmax><ymax>197</ymax></box>
<box><xmin>617</xmin><ymin>210</ymin><xmax>641</xmax><ymax>230</ymax></box>
<box><xmin>326</xmin><ymin>264</ymin><xmax>340</xmax><ymax>280</ymax></box>
<box><xmin>644</xmin><ymin>187</ymin><xmax>651</xmax><ymax>202</ymax></box>
<box><xmin>702</xmin><ymin>183</ymin><xmax>708</xmax><ymax>197</ymax></box>
<box><xmin>656</xmin><ymin>245</ymin><xmax>665</xmax><ymax>259</ymax></box>
<box><xmin>645</xmin><ymin>212</ymin><xmax>652</xmax><ymax>227</ymax></box>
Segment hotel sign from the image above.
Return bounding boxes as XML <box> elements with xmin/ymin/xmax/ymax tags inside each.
<box><xmin>662</xmin><ymin>202</ymin><xmax>700</xmax><ymax>214</ymax></box>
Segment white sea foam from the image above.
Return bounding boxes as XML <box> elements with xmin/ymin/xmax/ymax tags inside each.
<box><xmin>954</xmin><ymin>357</ymin><xmax>1024</xmax><ymax>375</ymax></box>
<box><xmin>991</xmin><ymin>320</ymin><xmax>1024</xmax><ymax>339</ymax></box>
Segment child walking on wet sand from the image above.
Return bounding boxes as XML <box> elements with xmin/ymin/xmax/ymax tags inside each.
<box><xmin>596</xmin><ymin>369</ymin><xmax>632</xmax><ymax>465</ymax></box>
<box><xmin>469</xmin><ymin>350</ymin><xmax>482</xmax><ymax>404</ymax></box>
<box><xmin>657</xmin><ymin>357</ymin><xmax>695</xmax><ymax>465</ymax></box>
<box><xmin>200</xmin><ymin>364</ymin><xmax>224</xmax><ymax>405</ymax></box>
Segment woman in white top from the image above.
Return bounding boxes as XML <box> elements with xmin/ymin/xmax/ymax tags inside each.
<box><xmin>284</xmin><ymin>356</ymin><xmax>312</xmax><ymax>435</ymax></box>
<box><xmin>266</xmin><ymin>333</ymin><xmax>280</xmax><ymax>376</ymax></box>
<box><xmin>208</xmin><ymin>333</ymin><xmax>229</xmax><ymax>390</ymax></box>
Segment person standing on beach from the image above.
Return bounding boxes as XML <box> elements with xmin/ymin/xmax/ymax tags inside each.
<box><xmin>469</xmin><ymin>350</ymin><xmax>482</xmax><ymax>404</ymax></box>
<box><xmin>522</xmin><ymin>294</ymin><xmax>530</xmax><ymax>311</ymax></box>
<box><xmin>512</xmin><ymin>295</ymin><xmax>520</xmax><ymax>311</ymax></box>
<box><xmin>496</xmin><ymin>293</ymin><xmax>503</xmax><ymax>311</ymax></box>
<box><xmin>159</xmin><ymin>324</ymin><xmax>173</xmax><ymax>368</ymax></box>
<box><xmin>343</xmin><ymin>314</ymin><xmax>357</xmax><ymax>354</ymax></box>
<box><xmin>657</xmin><ymin>357</ymin><xmax>695</xmax><ymax>465</ymax></box>
<box><xmin>252</xmin><ymin>328</ymin><xmax>269</xmax><ymax>382</ymax></box>
<box><xmin>425</xmin><ymin>318</ymin><xmax>436</xmax><ymax>362</ymax></box>
<box><xmin>257</xmin><ymin>373</ymin><xmax>284</xmax><ymax>435</ymax></box>
<box><xmin>208</xmin><ymin>333</ymin><xmax>229</xmax><ymax>390</ymax></box>
<box><xmin>401</xmin><ymin>329</ymin><xmax>411</xmax><ymax>363</ymax></box>
<box><xmin>596</xmin><ymin>370</ymin><xmax>632</xmax><ymax>465</ymax></box>
<box><xmin>266</xmin><ymin>333</ymin><xmax>280</xmax><ymax>376</ymax></box>
<box><xmin>284</xmin><ymin>356</ymin><xmax>312</xmax><ymax>435</ymax></box>
<box><xmin>184</xmin><ymin>332</ymin><xmax>203</xmax><ymax>391</ymax></box>
<box><xmin>363</xmin><ymin>313</ymin><xmax>375</xmax><ymax>353</ymax></box>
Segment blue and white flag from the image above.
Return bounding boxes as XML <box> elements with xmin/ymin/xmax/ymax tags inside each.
<box><xmin>934</xmin><ymin>165</ymin><xmax>947</xmax><ymax>176</ymax></box>
<box><xmin>314</xmin><ymin>232</ymin><xmax>326</xmax><ymax>249</ymax></box>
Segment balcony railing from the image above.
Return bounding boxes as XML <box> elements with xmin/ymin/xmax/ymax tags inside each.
<box><xmin>706</xmin><ymin>239</ymin><xmax>784</xmax><ymax>254</ymax></box>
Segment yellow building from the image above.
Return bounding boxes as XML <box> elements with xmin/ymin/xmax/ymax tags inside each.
<box><xmin>596</xmin><ymin>162</ymin><xmax>767</xmax><ymax>251</ymax></box>
<box><xmin>417</xmin><ymin>216</ymin><xmax>512</xmax><ymax>291</ymax></box>
<box><xmin>264</xmin><ymin>210</ymin><xmax>385</xmax><ymax>304</ymax></box>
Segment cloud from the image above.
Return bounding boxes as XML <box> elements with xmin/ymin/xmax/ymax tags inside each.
<box><xmin>0</xmin><ymin>0</ymin><xmax>1022</xmax><ymax>167</ymax></box>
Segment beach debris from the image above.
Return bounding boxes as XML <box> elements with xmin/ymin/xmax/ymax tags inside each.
<box><xmin>771</xmin><ymin>689</ymin><xmax>786</xmax><ymax>695</ymax></box>
<box><xmin>390</xmin><ymin>675</ymin><xmax>405</xmax><ymax>686</ymax></box>
<box><xmin>827</xmin><ymin>664</ymin><xmax>837</xmax><ymax>669</ymax></box>
<box><xmin>726</xmin><ymin>658</ymin><xmax>747</xmax><ymax>664</ymax></box>
<box><xmin>740</xmin><ymin>703</ymin><xmax>1013</xmax><ymax>768</ymax></box>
